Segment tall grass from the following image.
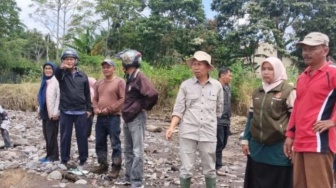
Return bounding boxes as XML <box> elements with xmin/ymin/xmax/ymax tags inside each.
<box><xmin>0</xmin><ymin>83</ymin><xmax>39</xmax><ymax>111</ymax></box>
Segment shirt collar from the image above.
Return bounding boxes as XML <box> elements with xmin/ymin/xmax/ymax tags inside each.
<box><xmin>304</xmin><ymin>62</ymin><xmax>331</xmax><ymax>75</ymax></box>
<box><xmin>192</xmin><ymin>76</ymin><xmax>214</xmax><ymax>84</ymax></box>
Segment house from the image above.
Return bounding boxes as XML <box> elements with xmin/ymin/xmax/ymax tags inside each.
<box><xmin>248</xmin><ymin>42</ymin><xmax>295</xmax><ymax>74</ymax></box>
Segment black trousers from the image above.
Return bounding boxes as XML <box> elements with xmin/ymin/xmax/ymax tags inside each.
<box><xmin>215</xmin><ymin>125</ymin><xmax>229</xmax><ymax>169</ymax></box>
<box><xmin>244</xmin><ymin>156</ymin><xmax>293</xmax><ymax>188</ymax></box>
<box><xmin>87</xmin><ymin>113</ymin><xmax>94</xmax><ymax>137</ymax></box>
<box><xmin>42</xmin><ymin>119</ymin><xmax>59</xmax><ymax>161</ymax></box>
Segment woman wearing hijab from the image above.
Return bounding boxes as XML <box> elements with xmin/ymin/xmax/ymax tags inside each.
<box><xmin>38</xmin><ymin>62</ymin><xmax>60</xmax><ymax>163</ymax></box>
<box><xmin>241</xmin><ymin>57</ymin><xmax>296</xmax><ymax>188</ymax></box>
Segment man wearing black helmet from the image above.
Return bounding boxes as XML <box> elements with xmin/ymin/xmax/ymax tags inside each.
<box><xmin>114</xmin><ymin>49</ymin><xmax>158</xmax><ymax>188</ymax></box>
<box><xmin>55</xmin><ymin>48</ymin><xmax>92</xmax><ymax>169</ymax></box>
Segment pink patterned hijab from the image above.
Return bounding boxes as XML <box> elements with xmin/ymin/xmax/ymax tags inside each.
<box><xmin>261</xmin><ymin>57</ymin><xmax>288</xmax><ymax>93</ymax></box>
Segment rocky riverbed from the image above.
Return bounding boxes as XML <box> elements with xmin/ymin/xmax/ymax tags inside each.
<box><xmin>0</xmin><ymin>110</ymin><xmax>248</xmax><ymax>188</ymax></box>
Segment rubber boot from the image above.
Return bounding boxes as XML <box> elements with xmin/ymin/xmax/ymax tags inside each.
<box><xmin>180</xmin><ymin>177</ymin><xmax>191</xmax><ymax>188</ymax></box>
<box><xmin>205</xmin><ymin>176</ymin><xmax>216</xmax><ymax>188</ymax></box>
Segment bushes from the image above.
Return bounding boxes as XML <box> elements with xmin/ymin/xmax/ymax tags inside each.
<box><xmin>0</xmin><ymin>58</ymin><xmax>299</xmax><ymax>116</ymax></box>
<box><xmin>229</xmin><ymin>62</ymin><xmax>260</xmax><ymax>115</ymax></box>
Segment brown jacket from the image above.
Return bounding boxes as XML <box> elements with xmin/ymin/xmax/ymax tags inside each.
<box><xmin>122</xmin><ymin>69</ymin><xmax>158</xmax><ymax>122</ymax></box>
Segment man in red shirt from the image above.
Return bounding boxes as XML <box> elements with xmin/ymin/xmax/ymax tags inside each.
<box><xmin>284</xmin><ymin>32</ymin><xmax>336</xmax><ymax>188</ymax></box>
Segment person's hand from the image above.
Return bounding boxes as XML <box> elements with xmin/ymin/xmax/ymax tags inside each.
<box><xmin>100</xmin><ymin>109</ymin><xmax>108</xmax><ymax>115</ymax></box>
<box><xmin>283</xmin><ymin>137</ymin><xmax>294</xmax><ymax>159</ymax></box>
<box><xmin>242</xmin><ymin>144</ymin><xmax>250</xmax><ymax>156</ymax></box>
<box><xmin>94</xmin><ymin>109</ymin><xmax>100</xmax><ymax>115</ymax></box>
<box><xmin>166</xmin><ymin>126</ymin><xmax>175</xmax><ymax>140</ymax></box>
<box><xmin>51</xmin><ymin>116</ymin><xmax>59</xmax><ymax>121</ymax></box>
<box><xmin>86</xmin><ymin>111</ymin><xmax>92</xmax><ymax>118</ymax></box>
<box><xmin>313</xmin><ymin>120</ymin><xmax>335</xmax><ymax>133</ymax></box>
<box><xmin>60</xmin><ymin>61</ymin><xmax>72</xmax><ymax>69</ymax></box>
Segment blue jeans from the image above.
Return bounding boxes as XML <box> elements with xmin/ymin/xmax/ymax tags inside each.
<box><xmin>95</xmin><ymin>115</ymin><xmax>122</xmax><ymax>166</ymax></box>
<box><xmin>60</xmin><ymin>112</ymin><xmax>88</xmax><ymax>164</ymax></box>
<box><xmin>123</xmin><ymin>111</ymin><xmax>146</xmax><ymax>187</ymax></box>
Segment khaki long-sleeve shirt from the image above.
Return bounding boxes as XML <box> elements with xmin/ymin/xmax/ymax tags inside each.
<box><xmin>172</xmin><ymin>77</ymin><xmax>224</xmax><ymax>142</ymax></box>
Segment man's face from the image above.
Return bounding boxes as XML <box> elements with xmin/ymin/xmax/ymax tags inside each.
<box><xmin>301</xmin><ymin>44</ymin><xmax>329</xmax><ymax>65</ymax></box>
<box><xmin>220</xmin><ymin>70</ymin><xmax>232</xmax><ymax>85</ymax></box>
<box><xmin>102</xmin><ymin>63</ymin><xmax>115</xmax><ymax>77</ymax></box>
<box><xmin>62</xmin><ymin>57</ymin><xmax>76</xmax><ymax>69</ymax></box>
<box><xmin>191</xmin><ymin>60</ymin><xmax>210</xmax><ymax>78</ymax></box>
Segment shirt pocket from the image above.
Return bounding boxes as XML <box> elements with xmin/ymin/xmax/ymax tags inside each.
<box><xmin>186</xmin><ymin>94</ymin><xmax>199</xmax><ymax>108</ymax></box>
<box><xmin>206</xmin><ymin>94</ymin><xmax>217</xmax><ymax>110</ymax></box>
<box><xmin>270</xmin><ymin>97</ymin><xmax>283</xmax><ymax>120</ymax></box>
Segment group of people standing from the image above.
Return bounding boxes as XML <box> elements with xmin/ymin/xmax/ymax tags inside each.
<box><xmin>37</xmin><ymin>48</ymin><xmax>158</xmax><ymax>188</ymax></box>
<box><xmin>26</xmin><ymin>31</ymin><xmax>336</xmax><ymax>188</ymax></box>
<box><xmin>241</xmin><ymin>31</ymin><xmax>336</xmax><ymax>188</ymax></box>
<box><xmin>164</xmin><ymin>31</ymin><xmax>336</xmax><ymax>188</ymax></box>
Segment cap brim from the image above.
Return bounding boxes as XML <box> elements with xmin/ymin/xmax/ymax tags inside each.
<box><xmin>186</xmin><ymin>57</ymin><xmax>214</xmax><ymax>71</ymax></box>
<box><xmin>296</xmin><ymin>41</ymin><xmax>325</xmax><ymax>47</ymax></box>
<box><xmin>101</xmin><ymin>62</ymin><xmax>114</xmax><ymax>66</ymax></box>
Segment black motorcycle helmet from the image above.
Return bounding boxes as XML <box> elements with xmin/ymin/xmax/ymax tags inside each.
<box><xmin>61</xmin><ymin>48</ymin><xmax>79</xmax><ymax>65</ymax></box>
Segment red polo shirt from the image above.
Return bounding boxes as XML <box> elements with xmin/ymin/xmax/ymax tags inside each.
<box><xmin>286</xmin><ymin>62</ymin><xmax>336</xmax><ymax>153</ymax></box>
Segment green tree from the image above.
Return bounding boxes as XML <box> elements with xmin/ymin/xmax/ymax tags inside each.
<box><xmin>29</xmin><ymin>0</ymin><xmax>84</xmax><ymax>59</ymax></box>
<box><xmin>134</xmin><ymin>0</ymin><xmax>215</xmax><ymax>66</ymax></box>
<box><xmin>0</xmin><ymin>0</ymin><xmax>22</xmax><ymax>38</ymax></box>
<box><xmin>292</xmin><ymin>1</ymin><xmax>336</xmax><ymax>68</ymax></box>
<box><xmin>212</xmin><ymin>0</ymin><xmax>312</xmax><ymax>66</ymax></box>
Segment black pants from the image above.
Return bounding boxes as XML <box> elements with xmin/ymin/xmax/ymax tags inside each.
<box><xmin>60</xmin><ymin>112</ymin><xmax>88</xmax><ymax>164</ymax></box>
<box><xmin>42</xmin><ymin>119</ymin><xmax>59</xmax><ymax>161</ymax></box>
<box><xmin>215</xmin><ymin>125</ymin><xmax>229</xmax><ymax>169</ymax></box>
<box><xmin>87</xmin><ymin>113</ymin><xmax>94</xmax><ymax>137</ymax></box>
<box><xmin>95</xmin><ymin>115</ymin><xmax>122</xmax><ymax>166</ymax></box>
<box><xmin>244</xmin><ymin>156</ymin><xmax>293</xmax><ymax>188</ymax></box>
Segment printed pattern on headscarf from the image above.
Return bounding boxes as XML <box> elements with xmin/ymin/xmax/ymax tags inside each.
<box><xmin>38</xmin><ymin>62</ymin><xmax>56</xmax><ymax>108</ymax></box>
<box><xmin>261</xmin><ymin>57</ymin><xmax>288</xmax><ymax>93</ymax></box>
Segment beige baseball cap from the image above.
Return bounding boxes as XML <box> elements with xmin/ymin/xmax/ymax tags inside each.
<box><xmin>186</xmin><ymin>51</ymin><xmax>214</xmax><ymax>71</ymax></box>
<box><xmin>296</xmin><ymin>32</ymin><xmax>329</xmax><ymax>47</ymax></box>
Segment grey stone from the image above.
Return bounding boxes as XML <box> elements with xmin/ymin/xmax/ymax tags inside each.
<box><xmin>75</xmin><ymin>179</ymin><xmax>87</xmax><ymax>184</ymax></box>
<box><xmin>47</xmin><ymin>170</ymin><xmax>62</xmax><ymax>180</ymax></box>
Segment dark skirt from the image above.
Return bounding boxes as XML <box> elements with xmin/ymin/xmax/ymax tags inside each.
<box><xmin>244</xmin><ymin>156</ymin><xmax>293</xmax><ymax>188</ymax></box>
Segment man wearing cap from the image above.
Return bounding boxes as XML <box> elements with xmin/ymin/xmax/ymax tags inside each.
<box><xmin>284</xmin><ymin>32</ymin><xmax>336</xmax><ymax>188</ymax></box>
<box><xmin>91</xmin><ymin>59</ymin><xmax>125</xmax><ymax>178</ymax></box>
<box><xmin>166</xmin><ymin>51</ymin><xmax>224</xmax><ymax>188</ymax></box>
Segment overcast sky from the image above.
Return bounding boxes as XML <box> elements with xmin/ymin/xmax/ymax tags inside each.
<box><xmin>15</xmin><ymin>0</ymin><xmax>216</xmax><ymax>34</ymax></box>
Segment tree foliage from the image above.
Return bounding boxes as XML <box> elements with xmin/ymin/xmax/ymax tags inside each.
<box><xmin>0</xmin><ymin>0</ymin><xmax>22</xmax><ymax>38</ymax></box>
